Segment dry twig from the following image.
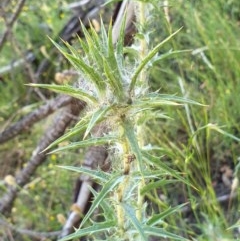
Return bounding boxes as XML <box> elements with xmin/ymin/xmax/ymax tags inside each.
<box><xmin>0</xmin><ymin>99</ymin><xmax>84</xmax><ymax>215</ymax></box>
<box><xmin>0</xmin><ymin>95</ymin><xmax>74</xmax><ymax>144</ymax></box>
<box><xmin>0</xmin><ymin>0</ymin><xmax>26</xmax><ymax>52</ymax></box>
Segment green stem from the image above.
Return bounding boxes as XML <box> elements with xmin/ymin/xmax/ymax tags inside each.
<box><xmin>138</xmin><ymin>2</ymin><xmax>148</xmax><ymax>89</ymax></box>
<box><xmin>135</xmin><ymin>1</ymin><xmax>148</xmax><ymax>222</ymax></box>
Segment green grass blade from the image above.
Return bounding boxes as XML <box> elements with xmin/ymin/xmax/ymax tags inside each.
<box><xmin>142</xmin><ymin>226</ymin><xmax>188</xmax><ymax>240</ymax></box>
<box><xmin>122</xmin><ymin>203</ymin><xmax>147</xmax><ymax>241</ymax></box>
<box><xmin>142</xmin><ymin>151</ymin><xmax>196</xmax><ymax>189</ymax></box>
<box><xmin>58</xmin><ymin>165</ymin><xmax>111</xmax><ymax>182</ymax></box>
<box><xmin>27</xmin><ymin>83</ymin><xmax>97</xmax><ymax>104</ymax></box>
<box><xmin>48</xmin><ymin>135</ymin><xmax>117</xmax><ymax>154</ymax></box>
<box><xmin>151</xmin><ymin>49</ymin><xmax>192</xmax><ymax>66</ymax></box>
<box><xmin>58</xmin><ymin>220</ymin><xmax>116</xmax><ymax>241</ymax></box>
<box><xmin>146</xmin><ymin>203</ymin><xmax>188</xmax><ymax>226</ymax></box>
<box><xmin>130</xmin><ymin>28</ymin><xmax>182</xmax><ymax>93</ymax></box>
<box><xmin>80</xmin><ymin>174</ymin><xmax>125</xmax><ymax>228</ymax></box>
<box><xmin>140</xmin><ymin>179</ymin><xmax>178</xmax><ymax>195</ymax></box>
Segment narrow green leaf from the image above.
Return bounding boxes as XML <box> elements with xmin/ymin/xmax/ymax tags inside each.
<box><xmin>64</xmin><ymin>53</ymin><xmax>105</xmax><ymax>93</ymax></box>
<box><xmin>43</xmin><ymin>119</ymin><xmax>89</xmax><ymax>152</ymax></box>
<box><xmin>105</xmin><ymin>20</ymin><xmax>124</xmax><ymax>99</ymax></box>
<box><xmin>59</xmin><ymin>220</ymin><xmax>116</xmax><ymax>241</ymax></box>
<box><xmin>150</xmin><ymin>49</ymin><xmax>192</xmax><ymax>66</ymax></box>
<box><xmin>122</xmin><ymin>120</ymin><xmax>144</xmax><ymax>173</ymax></box>
<box><xmin>62</xmin><ymin>39</ymin><xmax>81</xmax><ymax>58</ymax></box>
<box><xmin>58</xmin><ymin>165</ymin><xmax>110</xmax><ymax>182</ymax></box>
<box><xmin>141</xmin><ymin>179</ymin><xmax>178</xmax><ymax>195</ymax></box>
<box><xmin>142</xmin><ymin>93</ymin><xmax>203</xmax><ymax>106</ymax></box>
<box><xmin>80</xmin><ymin>174</ymin><xmax>125</xmax><ymax>228</ymax></box>
<box><xmin>77</xmin><ymin>35</ymin><xmax>89</xmax><ymax>54</ymax></box>
<box><xmin>27</xmin><ymin>83</ymin><xmax>97</xmax><ymax>104</ymax></box>
<box><xmin>142</xmin><ymin>151</ymin><xmax>196</xmax><ymax>189</ymax></box>
<box><xmin>142</xmin><ymin>226</ymin><xmax>188</xmax><ymax>240</ymax></box>
<box><xmin>200</xmin><ymin>123</ymin><xmax>240</xmax><ymax>142</ymax></box>
<box><xmin>146</xmin><ymin>203</ymin><xmax>188</xmax><ymax>226</ymax></box>
<box><xmin>116</xmin><ymin>12</ymin><xmax>126</xmax><ymax>59</ymax></box>
<box><xmin>135</xmin><ymin>99</ymin><xmax>182</xmax><ymax>107</ymax></box>
<box><xmin>83</xmin><ymin>105</ymin><xmax>111</xmax><ymax>139</ymax></box>
<box><xmin>48</xmin><ymin>135</ymin><xmax>117</xmax><ymax>154</ymax></box>
<box><xmin>81</xmin><ymin>21</ymin><xmax>101</xmax><ymax>51</ymax></box>
<box><xmin>122</xmin><ymin>203</ymin><xmax>147</xmax><ymax>241</ymax></box>
<box><xmin>89</xmin><ymin>186</ymin><xmax>116</xmax><ymax>221</ymax></box>
<box><xmin>227</xmin><ymin>220</ymin><xmax>240</xmax><ymax>230</ymax></box>
<box><xmin>49</xmin><ymin>38</ymin><xmax>105</xmax><ymax>94</ymax></box>
<box><xmin>130</xmin><ymin>28</ymin><xmax>182</xmax><ymax>93</ymax></box>
<box><xmin>103</xmin><ymin>59</ymin><xmax>124</xmax><ymax>99</ymax></box>
<box><xmin>100</xmin><ymin>18</ymin><xmax>108</xmax><ymax>48</ymax></box>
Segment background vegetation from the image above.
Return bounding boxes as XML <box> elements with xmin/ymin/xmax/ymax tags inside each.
<box><xmin>1</xmin><ymin>0</ymin><xmax>240</xmax><ymax>240</ymax></box>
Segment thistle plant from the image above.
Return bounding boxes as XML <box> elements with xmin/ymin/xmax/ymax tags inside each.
<box><xmin>29</xmin><ymin>1</ymin><xmax>200</xmax><ymax>240</ymax></box>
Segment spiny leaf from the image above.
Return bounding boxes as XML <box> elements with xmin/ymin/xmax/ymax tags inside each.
<box><xmin>135</xmin><ymin>99</ymin><xmax>182</xmax><ymax>107</ymax></box>
<box><xmin>27</xmin><ymin>83</ymin><xmax>97</xmax><ymax>104</ymax></box>
<box><xmin>83</xmin><ymin>105</ymin><xmax>111</xmax><ymax>139</ymax></box>
<box><xmin>122</xmin><ymin>203</ymin><xmax>147</xmax><ymax>241</ymax></box>
<box><xmin>100</xmin><ymin>18</ymin><xmax>108</xmax><ymax>52</ymax></box>
<box><xmin>103</xmin><ymin>59</ymin><xmax>124</xmax><ymax>100</ymax></box>
<box><xmin>43</xmin><ymin>118</ymin><xmax>89</xmax><ymax>152</ymax></box>
<box><xmin>89</xmin><ymin>186</ymin><xmax>116</xmax><ymax>221</ymax></box>
<box><xmin>130</xmin><ymin>28</ymin><xmax>183</xmax><ymax>93</ymax></box>
<box><xmin>62</xmin><ymin>39</ymin><xmax>81</xmax><ymax>58</ymax></box>
<box><xmin>64</xmin><ymin>53</ymin><xmax>105</xmax><ymax>94</ymax></box>
<box><xmin>116</xmin><ymin>11</ymin><xmax>126</xmax><ymax>59</ymax></box>
<box><xmin>143</xmin><ymin>93</ymin><xmax>204</xmax><ymax>106</ymax></box>
<box><xmin>58</xmin><ymin>221</ymin><xmax>116</xmax><ymax>241</ymax></box>
<box><xmin>58</xmin><ymin>165</ymin><xmax>111</xmax><ymax>182</ymax></box>
<box><xmin>142</xmin><ymin>226</ymin><xmax>188</xmax><ymax>240</ymax></box>
<box><xmin>48</xmin><ymin>135</ymin><xmax>117</xmax><ymax>154</ymax></box>
<box><xmin>80</xmin><ymin>174</ymin><xmax>125</xmax><ymax>228</ymax></box>
<box><xmin>49</xmin><ymin>38</ymin><xmax>105</xmax><ymax>94</ymax></box>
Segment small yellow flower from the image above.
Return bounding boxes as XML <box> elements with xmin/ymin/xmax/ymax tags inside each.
<box><xmin>49</xmin><ymin>215</ymin><xmax>55</xmax><ymax>221</ymax></box>
<box><xmin>29</xmin><ymin>183</ymin><xmax>35</xmax><ymax>190</ymax></box>
<box><xmin>50</xmin><ymin>154</ymin><xmax>57</xmax><ymax>161</ymax></box>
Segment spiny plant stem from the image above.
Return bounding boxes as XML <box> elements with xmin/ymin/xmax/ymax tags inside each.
<box><xmin>116</xmin><ymin>134</ymin><xmax>130</xmax><ymax>231</ymax></box>
<box><xmin>135</xmin><ymin>1</ymin><xmax>149</xmax><ymax>221</ymax></box>
<box><xmin>137</xmin><ymin>2</ymin><xmax>148</xmax><ymax>88</ymax></box>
